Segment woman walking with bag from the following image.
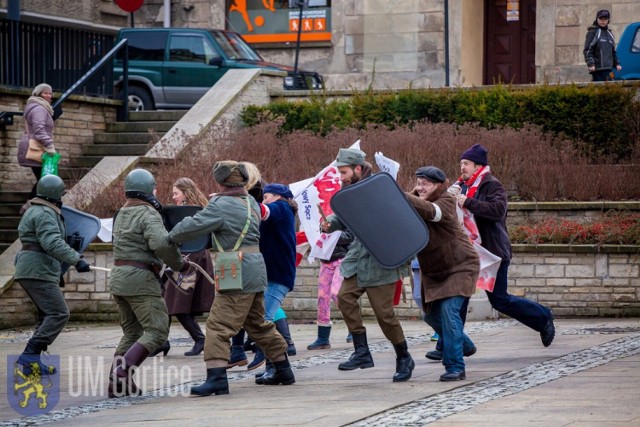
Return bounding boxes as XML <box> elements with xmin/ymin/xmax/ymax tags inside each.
<box><xmin>17</xmin><ymin>84</ymin><xmax>57</xmax><ymax>208</ymax></box>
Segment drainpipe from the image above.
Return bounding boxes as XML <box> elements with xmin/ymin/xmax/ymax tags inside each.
<box><xmin>8</xmin><ymin>0</ymin><xmax>21</xmax><ymax>86</ymax></box>
<box><xmin>163</xmin><ymin>0</ymin><xmax>171</xmax><ymax>27</ymax></box>
<box><xmin>8</xmin><ymin>0</ymin><xmax>20</xmax><ymax>20</ymax></box>
<box><xmin>444</xmin><ymin>0</ymin><xmax>450</xmax><ymax>87</ymax></box>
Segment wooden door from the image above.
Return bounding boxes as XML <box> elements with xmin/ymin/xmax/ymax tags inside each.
<box><xmin>484</xmin><ymin>0</ymin><xmax>536</xmax><ymax>84</ymax></box>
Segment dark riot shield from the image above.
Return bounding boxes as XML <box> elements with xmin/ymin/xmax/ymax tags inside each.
<box><xmin>329</xmin><ymin>172</ymin><xmax>429</xmax><ymax>269</ymax></box>
<box><xmin>61</xmin><ymin>206</ymin><xmax>102</xmax><ymax>274</ymax></box>
<box><xmin>162</xmin><ymin>205</ymin><xmax>211</xmax><ymax>253</ymax></box>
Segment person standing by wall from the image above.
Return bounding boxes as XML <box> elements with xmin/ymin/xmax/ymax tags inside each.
<box><xmin>584</xmin><ymin>9</ymin><xmax>622</xmax><ymax>82</ymax></box>
<box><xmin>321</xmin><ymin>147</ymin><xmax>414</xmax><ymax>383</ymax></box>
<box><xmin>456</xmin><ymin>144</ymin><xmax>556</xmax><ymax>347</ymax></box>
<box><xmin>17</xmin><ymin>83</ymin><xmax>57</xmax><ymax>211</ymax></box>
<box><xmin>14</xmin><ymin>175</ymin><xmax>92</xmax><ymax>375</ymax></box>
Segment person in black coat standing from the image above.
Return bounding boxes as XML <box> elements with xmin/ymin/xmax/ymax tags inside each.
<box><xmin>583</xmin><ymin>9</ymin><xmax>622</xmax><ymax>82</ymax></box>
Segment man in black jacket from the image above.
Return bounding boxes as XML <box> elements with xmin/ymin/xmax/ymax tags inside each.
<box><xmin>456</xmin><ymin>144</ymin><xmax>555</xmax><ymax>347</ymax></box>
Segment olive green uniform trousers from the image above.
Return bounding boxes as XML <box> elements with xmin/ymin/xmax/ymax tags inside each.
<box><xmin>337</xmin><ymin>276</ymin><xmax>405</xmax><ymax>345</ymax></box>
<box><xmin>113</xmin><ymin>295</ymin><xmax>169</xmax><ymax>355</ymax></box>
<box><xmin>204</xmin><ymin>292</ymin><xmax>287</xmax><ymax>362</ymax></box>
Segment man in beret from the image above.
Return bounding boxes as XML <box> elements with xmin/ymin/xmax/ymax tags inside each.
<box><xmin>455</xmin><ymin>144</ymin><xmax>556</xmax><ymax>347</ymax></box>
<box><xmin>405</xmin><ymin>166</ymin><xmax>479</xmax><ymax>381</ymax></box>
<box><xmin>321</xmin><ymin>147</ymin><xmax>415</xmax><ymax>383</ymax></box>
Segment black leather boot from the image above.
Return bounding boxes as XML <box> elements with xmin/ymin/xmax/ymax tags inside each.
<box><xmin>254</xmin><ymin>360</ymin><xmax>274</xmax><ymax>383</ymax></box>
<box><xmin>258</xmin><ymin>356</ymin><xmax>295</xmax><ymax>385</ymax></box>
<box><xmin>107</xmin><ymin>354</ymin><xmax>125</xmax><ymax>398</ymax></box>
<box><xmin>392</xmin><ymin>340</ymin><xmax>415</xmax><ymax>382</ymax></box>
<box><xmin>190</xmin><ymin>367</ymin><xmax>230</xmax><ymax>396</ymax></box>
<box><xmin>112</xmin><ymin>343</ymin><xmax>149</xmax><ymax>397</ymax></box>
<box><xmin>177</xmin><ymin>313</ymin><xmax>205</xmax><ymax>356</ymax></box>
<box><xmin>274</xmin><ymin>318</ymin><xmax>296</xmax><ymax>356</ymax></box>
<box><xmin>338</xmin><ymin>332</ymin><xmax>374</xmax><ymax>371</ymax></box>
<box><xmin>149</xmin><ymin>340</ymin><xmax>170</xmax><ymax>357</ymax></box>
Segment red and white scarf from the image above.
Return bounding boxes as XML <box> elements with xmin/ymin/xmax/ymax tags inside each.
<box><xmin>459</xmin><ymin>165</ymin><xmax>491</xmax><ymax>199</ymax></box>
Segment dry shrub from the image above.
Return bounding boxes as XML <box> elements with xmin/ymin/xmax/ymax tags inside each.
<box><xmin>86</xmin><ymin>120</ymin><xmax>640</xmax><ymax>217</ymax></box>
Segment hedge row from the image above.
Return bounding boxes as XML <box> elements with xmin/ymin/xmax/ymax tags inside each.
<box><xmin>241</xmin><ymin>83</ymin><xmax>640</xmax><ymax>159</ymax></box>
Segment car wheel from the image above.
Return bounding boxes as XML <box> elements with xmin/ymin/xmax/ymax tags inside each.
<box><xmin>120</xmin><ymin>86</ymin><xmax>154</xmax><ymax>111</ymax></box>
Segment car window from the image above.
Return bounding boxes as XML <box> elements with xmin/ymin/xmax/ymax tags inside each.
<box><xmin>632</xmin><ymin>28</ymin><xmax>640</xmax><ymax>53</ymax></box>
<box><xmin>118</xmin><ymin>31</ymin><xmax>167</xmax><ymax>61</ymax></box>
<box><xmin>210</xmin><ymin>31</ymin><xmax>262</xmax><ymax>61</ymax></box>
<box><xmin>169</xmin><ymin>35</ymin><xmax>215</xmax><ymax>63</ymax></box>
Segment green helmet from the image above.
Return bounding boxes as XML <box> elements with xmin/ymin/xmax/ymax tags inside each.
<box><xmin>36</xmin><ymin>175</ymin><xmax>65</xmax><ymax>201</ymax></box>
<box><xmin>124</xmin><ymin>168</ymin><xmax>156</xmax><ymax>194</ymax></box>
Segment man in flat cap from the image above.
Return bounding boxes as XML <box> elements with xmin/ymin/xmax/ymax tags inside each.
<box><xmin>405</xmin><ymin>166</ymin><xmax>479</xmax><ymax>381</ymax></box>
<box><xmin>321</xmin><ymin>147</ymin><xmax>415</xmax><ymax>383</ymax></box>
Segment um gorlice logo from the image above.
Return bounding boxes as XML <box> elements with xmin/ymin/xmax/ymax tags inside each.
<box><xmin>7</xmin><ymin>354</ymin><xmax>60</xmax><ymax>416</ymax></box>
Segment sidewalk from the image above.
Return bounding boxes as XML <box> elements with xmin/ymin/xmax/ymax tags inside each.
<box><xmin>1</xmin><ymin>317</ymin><xmax>639</xmax><ymax>426</ymax></box>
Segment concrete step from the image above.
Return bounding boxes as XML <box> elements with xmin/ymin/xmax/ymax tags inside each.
<box><xmin>0</xmin><ymin>192</ymin><xmax>30</xmax><ymax>203</ymax></box>
<box><xmin>106</xmin><ymin>121</ymin><xmax>176</xmax><ymax>133</ymax></box>
<box><xmin>93</xmin><ymin>132</ymin><xmax>157</xmax><ymax>144</ymax></box>
<box><xmin>83</xmin><ymin>144</ymin><xmax>149</xmax><ymax>156</ymax></box>
<box><xmin>0</xmin><ymin>229</ymin><xmax>19</xmax><ymax>241</ymax></box>
<box><xmin>129</xmin><ymin>110</ymin><xmax>186</xmax><ymax>122</ymax></box>
<box><xmin>0</xmin><ymin>204</ymin><xmax>22</xmax><ymax>215</ymax></box>
<box><xmin>3</xmin><ymin>217</ymin><xmax>20</xmax><ymax>228</ymax></box>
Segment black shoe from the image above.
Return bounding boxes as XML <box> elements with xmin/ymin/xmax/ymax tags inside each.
<box><xmin>149</xmin><ymin>341</ymin><xmax>170</xmax><ymax>357</ymax></box>
<box><xmin>184</xmin><ymin>340</ymin><xmax>204</xmax><ymax>357</ymax></box>
<box><xmin>541</xmin><ymin>314</ymin><xmax>556</xmax><ymax>347</ymax></box>
<box><xmin>440</xmin><ymin>371</ymin><xmax>466</xmax><ymax>382</ymax></box>
<box><xmin>190</xmin><ymin>367</ymin><xmax>230</xmax><ymax>396</ymax></box>
<box><xmin>338</xmin><ymin>332</ymin><xmax>374</xmax><ymax>370</ymax></box>
<box><xmin>425</xmin><ymin>350</ymin><xmax>442</xmax><ymax>361</ymax></box>
<box><xmin>257</xmin><ymin>356</ymin><xmax>295</xmax><ymax>386</ymax></box>
<box><xmin>254</xmin><ymin>360</ymin><xmax>275</xmax><ymax>384</ymax></box>
<box><xmin>392</xmin><ymin>341</ymin><xmax>415</xmax><ymax>382</ymax></box>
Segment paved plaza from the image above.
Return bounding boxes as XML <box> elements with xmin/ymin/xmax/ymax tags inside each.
<box><xmin>1</xmin><ymin>317</ymin><xmax>639</xmax><ymax>426</ymax></box>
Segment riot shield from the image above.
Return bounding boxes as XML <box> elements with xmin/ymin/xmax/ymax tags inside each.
<box><xmin>61</xmin><ymin>206</ymin><xmax>102</xmax><ymax>274</ymax></box>
<box><xmin>330</xmin><ymin>172</ymin><xmax>429</xmax><ymax>269</ymax></box>
<box><xmin>162</xmin><ymin>205</ymin><xmax>211</xmax><ymax>253</ymax></box>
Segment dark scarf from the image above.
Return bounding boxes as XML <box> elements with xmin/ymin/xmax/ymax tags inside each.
<box><xmin>125</xmin><ymin>191</ymin><xmax>163</xmax><ymax>211</ymax></box>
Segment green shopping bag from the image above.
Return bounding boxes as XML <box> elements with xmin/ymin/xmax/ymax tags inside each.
<box><xmin>41</xmin><ymin>152</ymin><xmax>61</xmax><ymax>177</ymax></box>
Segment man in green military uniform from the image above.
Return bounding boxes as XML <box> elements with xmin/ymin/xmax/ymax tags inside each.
<box><xmin>14</xmin><ymin>175</ymin><xmax>92</xmax><ymax>375</ymax></box>
<box><xmin>108</xmin><ymin>169</ymin><xmax>187</xmax><ymax>398</ymax></box>
<box><xmin>321</xmin><ymin>147</ymin><xmax>415</xmax><ymax>382</ymax></box>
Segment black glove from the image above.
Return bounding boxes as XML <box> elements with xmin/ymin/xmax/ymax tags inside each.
<box><xmin>75</xmin><ymin>258</ymin><xmax>91</xmax><ymax>273</ymax></box>
<box><xmin>179</xmin><ymin>260</ymin><xmax>191</xmax><ymax>273</ymax></box>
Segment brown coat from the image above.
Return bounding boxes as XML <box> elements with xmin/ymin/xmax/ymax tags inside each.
<box><xmin>406</xmin><ymin>189</ymin><xmax>479</xmax><ymax>305</ymax></box>
<box><xmin>162</xmin><ymin>249</ymin><xmax>215</xmax><ymax>315</ymax></box>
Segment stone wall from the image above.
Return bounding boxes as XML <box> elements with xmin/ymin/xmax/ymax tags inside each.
<box><xmin>1</xmin><ymin>244</ymin><xmax>638</xmax><ymax>330</ymax></box>
<box><xmin>0</xmin><ymin>86</ymin><xmax>119</xmax><ymax>192</ymax></box>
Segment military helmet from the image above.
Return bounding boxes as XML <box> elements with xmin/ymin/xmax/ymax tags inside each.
<box><xmin>36</xmin><ymin>175</ymin><xmax>65</xmax><ymax>201</ymax></box>
<box><xmin>124</xmin><ymin>169</ymin><xmax>156</xmax><ymax>194</ymax></box>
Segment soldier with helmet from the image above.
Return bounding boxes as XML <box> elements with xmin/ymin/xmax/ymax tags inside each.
<box><xmin>108</xmin><ymin>168</ymin><xmax>187</xmax><ymax>398</ymax></box>
<box><xmin>14</xmin><ymin>175</ymin><xmax>93</xmax><ymax>375</ymax></box>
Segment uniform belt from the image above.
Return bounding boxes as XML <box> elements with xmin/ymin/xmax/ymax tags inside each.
<box><xmin>114</xmin><ymin>260</ymin><xmax>161</xmax><ymax>278</ymax></box>
<box><xmin>22</xmin><ymin>243</ymin><xmax>45</xmax><ymax>253</ymax></box>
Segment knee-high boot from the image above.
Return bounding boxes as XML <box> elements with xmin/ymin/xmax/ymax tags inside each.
<box><xmin>111</xmin><ymin>343</ymin><xmax>149</xmax><ymax>397</ymax></box>
<box><xmin>177</xmin><ymin>313</ymin><xmax>205</xmax><ymax>356</ymax></box>
<box><xmin>274</xmin><ymin>318</ymin><xmax>296</xmax><ymax>356</ymax></box>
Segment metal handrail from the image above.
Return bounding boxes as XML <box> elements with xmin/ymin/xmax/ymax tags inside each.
<box><xmin>0</xmin><ymin>38</ymin><xmax>129</xmax><ymax>126</ymax></box>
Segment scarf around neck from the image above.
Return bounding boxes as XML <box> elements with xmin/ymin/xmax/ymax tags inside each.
<box><xmin>459</xmin><ymin>165</ymin><xmax>491</xmax><ymax>199</ymax></box>
<box><xmin>27</xmin><ymin>96</ymin><xmax>54</xmax><ymax>116</ymax></box>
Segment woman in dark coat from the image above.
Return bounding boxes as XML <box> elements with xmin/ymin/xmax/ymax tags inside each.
<box><xmin>405</xmin><ymin>166</ymin><xmax>479</xmax><ymax>382</ymax></box>
<box><xmin>155</xmin><ymin>177</ymin><xmax>215</xmax><ymax>357</ymax></box>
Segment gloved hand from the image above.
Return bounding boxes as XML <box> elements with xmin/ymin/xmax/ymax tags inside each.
<box><xmin>75</xmin><ymin>257</ymin><xmax>91</xmax><ymax>273</ymax></box>
<box><xmin>179</xmin><ymin>259</ymin><xmax>191</xmax><ymax>273</ymax></box>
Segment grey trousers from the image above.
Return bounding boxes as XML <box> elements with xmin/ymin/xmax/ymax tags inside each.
<box><xmin>18</xmin><ymin>279</ymin><xmax>70</xmax><ymax>347</ymax></box>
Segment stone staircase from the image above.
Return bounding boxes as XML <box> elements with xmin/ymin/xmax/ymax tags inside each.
<box><xmin>0</xmin><ymin>110</ymin><xmax>186</xmax><ymax>254</ymax></box>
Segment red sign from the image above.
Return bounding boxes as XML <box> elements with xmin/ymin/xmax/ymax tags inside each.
<box><xmin>115</xmin><ymin>0</ymin><xmax>144</xmax><ymax>13</ymax></box>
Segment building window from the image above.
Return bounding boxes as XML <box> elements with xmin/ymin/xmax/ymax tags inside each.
<box><xmin>225</xmin><ymin>0</ymin><xmax>331</xmax><ymax>44</ymax></box>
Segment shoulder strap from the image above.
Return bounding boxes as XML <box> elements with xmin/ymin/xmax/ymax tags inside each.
<box><xmin>212</xmin><ymin>196</ymin><xmax>252</xmax><ymax>252</ymax></box>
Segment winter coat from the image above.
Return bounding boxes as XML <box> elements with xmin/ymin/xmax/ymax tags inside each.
<box><xmin>169</xmin><ymin>193</ymin><xmax>268</xmax><ymax>294</ymax></box>
<box><xmin>162</xmin><ymin>249</ymin><xmax>215</xmax><ymax>315</ymax></box>
<box><xmin>584</xmin><ymin>24</ymin><xmax>620</xmax><ymax>71</ymax></box>
<box><xmin>460</xmin><ymin>173</ymin><xmax>512</xmax><ymax>261</ymax></box>
<box><xmin>110</xmin><ymin>200</ymin><xmax>184</xmax><ymax>297</ymax></box>
<box><xmin>14</xmin><ymin>198</ymin><xmax>81</xmax><ymax>282</ymax></box>
<box><xmin>260</xmin><ymin>199</ymin><xmax>297</xmax><ymax>290</ymax></box>
<box><xmin>17</xmin><ymin>101</ymin><xmax>55</xmax><ymax>168</ymax></box>
<box><xmin>406</xmin><ymin>190</ymin><xmax>478</xmax><ymax>304</ymax></box>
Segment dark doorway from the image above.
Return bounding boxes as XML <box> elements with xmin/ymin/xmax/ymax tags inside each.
<box><xmin>484</xmin><ymin>0</ymin><xmax>536</xmax><ymax>84</ymax></box>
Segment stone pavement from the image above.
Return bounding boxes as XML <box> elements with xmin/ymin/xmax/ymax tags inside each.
<box><xmin>1</xmin><ymin>317</ymin><xmax>639</xmax><ymax>426</ymax></box>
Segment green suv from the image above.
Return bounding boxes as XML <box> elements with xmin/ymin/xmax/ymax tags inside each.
<box><xmin>114</xmin><ymin>28</ymin><xmax>323</xmax><ymax>110</ymax></box>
